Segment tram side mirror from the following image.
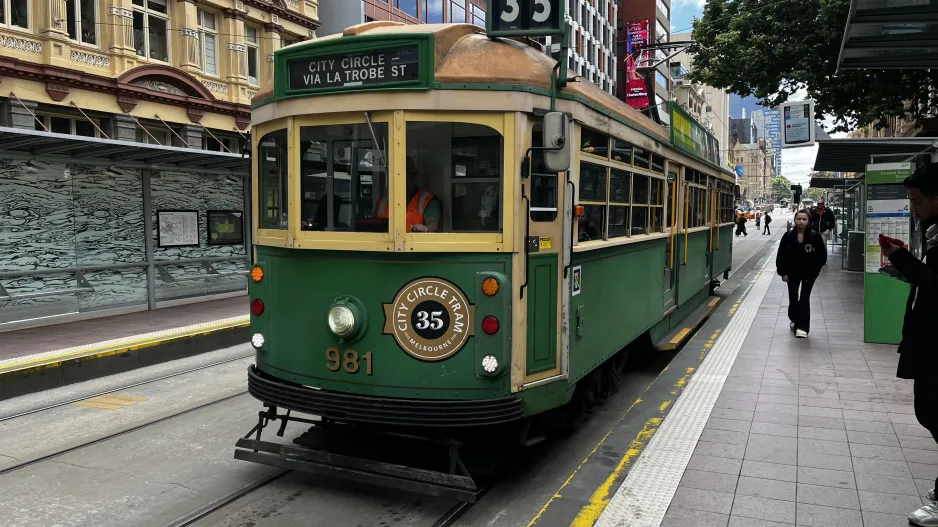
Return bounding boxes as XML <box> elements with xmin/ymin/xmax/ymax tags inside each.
<box><xmin>543</xmin><ymin>112</ymin><xmax>572</xmax><ymax>173</ymax></box>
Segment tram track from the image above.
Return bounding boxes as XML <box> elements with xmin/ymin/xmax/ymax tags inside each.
<box><xmin>0</xmin><ymin>389</ymin><xmax>250</xmax><ymax>476</ymax></box>
<box><xmin>0</xmin><ymin>352</ymin><xmax>254</xmax><ymax>423</ymax></box>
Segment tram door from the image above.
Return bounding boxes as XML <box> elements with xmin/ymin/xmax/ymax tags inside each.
<box><xmin>663</xmin><ymin>168</ymin><xmax>679</xmax><ymax>311</ymax></box>
<box><xmin>523</xmin><ymin>121</ymin><xmax>568</xmax><ymax>381</ymax></box>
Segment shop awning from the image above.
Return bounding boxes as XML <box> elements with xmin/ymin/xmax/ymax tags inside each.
<box><xmin>814</xmin><ymin>137</ymin><xmax>938</xmax><ymax>172</ymax></box>
<box><xmin>0</xmin><ymin>126</ymin><xmax>249</xmax><ymax>175</ymax></box>
<box><xmin>838</xmin><ymin>0</ymin><xmax>938</xmax><ymax>70</ymax></box>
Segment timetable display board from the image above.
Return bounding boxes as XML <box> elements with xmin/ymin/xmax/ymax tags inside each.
<box><xmin>864</xmin><ymin>162</ymin><xmax>913</xmax><ymax>344</ymax></box>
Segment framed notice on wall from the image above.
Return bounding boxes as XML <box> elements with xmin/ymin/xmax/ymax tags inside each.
<box><xmin>207</xmin><ymin>210</ymin><xmax>245</xmax><ymax>246</ymax></box>
<box><xmin>157</xmin><ymin>210</ymin><xmax>200</xmax><ymax>247</ymax></box>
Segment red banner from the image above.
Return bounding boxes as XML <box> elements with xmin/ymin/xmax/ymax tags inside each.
<box><xmin>625</xmin><ymin>20</ymin><xmax>649</xmax><ymax>110</ymax></box>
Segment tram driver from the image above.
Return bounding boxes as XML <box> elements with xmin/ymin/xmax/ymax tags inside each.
<box><xmin>376</xmin><ymin>157</ymin><xmax>441</xmax><ymax>232</ymax></box>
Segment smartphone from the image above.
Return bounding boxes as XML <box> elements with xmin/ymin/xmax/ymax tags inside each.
<box><xmin>878</xmin><ymin>265</ymin><xmax>907</xmax><ymax>281</ymax></box>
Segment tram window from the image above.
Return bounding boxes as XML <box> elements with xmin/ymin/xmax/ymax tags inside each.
<box><xmin>257</xmin><ymin>128</ymin><xmax>288</xmax><ymax>230</ymax></box>
<box><xmin>406</xmin><ymin>121</ymin><xmax>503</xmax><ymax>233</ymax></box>
<box><xmin>608</xmin><ymin>205</ymin><xmax>628</xmax><ymax>238</ymax></box>
<box><xmin>686</xmin><ymin>187</ymin><xmax>698</xmax><ymax>228</ymax></box>
<box><xmin>651</xmin><ymin>154</ymin><xmax>665</xmax><ymax>174</ymax></box>
<box><xmin>531</xmin><ymin>123</ymin><xmax>558</xmax><ymax>222</ymax></box>
<box><xmin>581</xmin><ymin>128</ymin><xmax>609</xmax><ymax>158</ymax></box>
<box><xmin>579</xmin><ymin>162</ymin><xmax>607</xmax><ymax>202</ymax></box>
<box><xmin>609</xmin><ymin>169</ymin><xmax>630</xmax><ymax>203</ymax></box>
<box><xmin>631</xmin><ymin>207</ymin><xmax>648</xmax><ymax>235</ymax></box>
<box><xmin>612</xmin><ymin>139</ymin><xmax>632</xmax><ymax>164</ymax></box>
<box><xmin>632</xmin><ymin>174</ymin><xmax>650</xmax><ymax>205</ymax></box>
<box><xmin>579</xmin><ymin>204</ymin><xmax>604</xmax><ymax>241</ymax></box>
<box><xmin>298</xmin><ymin>123</ymin><xmax>389</xmax><ymax>232</ymax></box>
<box><xmin>633</xmin><ymin>147</ymin><xmax>650</xmax><ymax>169</ymax></box>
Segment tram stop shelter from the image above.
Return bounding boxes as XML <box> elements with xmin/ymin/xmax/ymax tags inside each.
<box><xmin>838</xmin><ymin>0</ymin><xmax>938</xmax><ymax>70</ymax></box>
<box><xmin>0</xmin><ymin>126</ymin><xmax>252</xmax><ymax>330</ymax></box>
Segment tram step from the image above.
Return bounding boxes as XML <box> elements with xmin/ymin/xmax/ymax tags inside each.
<box><xmin>654</xmin><ymin>296</ymin><xmax>721</xmax><ymax>352</ymax></box>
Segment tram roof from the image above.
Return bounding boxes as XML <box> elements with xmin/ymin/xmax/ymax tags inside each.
<box><xmin>256</xmin><ymin>22</ymin><xmax>671</xmax><ymax>145</ymax></box>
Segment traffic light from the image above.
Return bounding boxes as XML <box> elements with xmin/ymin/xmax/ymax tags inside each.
<box><xmin>790</xmin><ymin>184</ymin><xmax>802</xmax><ymax>205</ymax></box>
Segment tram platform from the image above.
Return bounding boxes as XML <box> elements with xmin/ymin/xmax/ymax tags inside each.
<box><xmin>571</xmin><ymin>249</ymin><xmax>926</xmax><ymax>527</ymax></box>
<box><xmin>0</xmin><ymin>296</ymin><xmax>248</xmax><ymax>399</ymax></box>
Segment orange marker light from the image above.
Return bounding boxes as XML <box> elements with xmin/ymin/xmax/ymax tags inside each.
<box><xmin>482</xmin><ymin>277</ymin><xmax>500</xmax><ymax>296</ymax></box>
<box><xmin>575</xmin><ymin>205</ymin><xmax>585</xmax><ymax>217</ymax></box>
<box><xmin>250</xmin><ymin>266</ymin><xmax>264</xmax><ymax>283</ymax></box>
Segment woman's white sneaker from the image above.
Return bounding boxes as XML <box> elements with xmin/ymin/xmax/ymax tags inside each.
<box><xmin>795</xmin><ymin>329</ymin><xmax>808</xmax><ymax>338</ymax></box>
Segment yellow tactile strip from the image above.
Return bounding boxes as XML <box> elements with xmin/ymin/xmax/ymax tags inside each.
<box><xmin>0</xmin><ymin>315</ymin><xmax>249</xmax><ymax>376</ymax></box>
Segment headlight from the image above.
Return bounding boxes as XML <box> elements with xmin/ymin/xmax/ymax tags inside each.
<box><xmin>328</xmin><ymin>305</ymin><xmax>356</xmax><ymax>337</ymax></box>
<box><xmin>251</xmin><ymin>333</ymin><xmax>265</xmax><ymax>349</ymax></box>
<box><xmin>481</xmin><ymin>355</ymin><xmax>498</xmax><ymax>373</ymax></box>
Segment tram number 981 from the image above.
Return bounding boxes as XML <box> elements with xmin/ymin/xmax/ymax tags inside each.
<box><xmin>326</xmin><ymin>348</ymin><xmax>373</xmax><ymax>375</ymax></box>
<box><xmin>490</xmin><ymin>0</ymin><xmax>562</xmax><ymax>33</ymax></box>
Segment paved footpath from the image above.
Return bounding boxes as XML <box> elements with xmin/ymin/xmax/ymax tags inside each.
<box><xmin>594</xmin><ymin>248</ymin><xmax>935</xmax><ymax>527</ymax></box>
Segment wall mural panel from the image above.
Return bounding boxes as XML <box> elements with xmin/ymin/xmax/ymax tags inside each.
<box><xmin>0</xmin><ymin>160</ymin><xmax>79</xmax><ymax>323</ymax></box>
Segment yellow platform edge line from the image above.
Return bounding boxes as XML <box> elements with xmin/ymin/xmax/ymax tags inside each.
<box><xmin>0</xmin><ymin>320</ymin><xmax>249</xmax><ymax>376</ymax></box>
<box><xmin>97</xmin><ymin>394</ymin><xmax>148</xmax><ymax>402</ymax></box>
<box><xmin>708</xmin><ymin>297</ymin><xmax>720</xmax><ymax>307</ymax></box>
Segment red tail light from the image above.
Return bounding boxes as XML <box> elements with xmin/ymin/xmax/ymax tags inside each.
<box><xmin>482</xmin><ymin>315</ymin><xmax>499</xmax><ymax>335</ymax></box>
<box><xmin>251</xmin><ymin>299</ymin><xmax>265</xmax><ymax>316</ymax></box>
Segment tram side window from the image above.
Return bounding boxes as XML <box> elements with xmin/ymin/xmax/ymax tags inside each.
<box><xmin>298</xmin><ymin>123</ymin><xmax>389</xmax><ymax>232</ymax></box>
<box><xmin>406</xmin><ymin>122</ymin><xmax>503</xmax><ymax>233</ymax></box>
<box><xmin>531</xmin><ymin>123</ymin><xmax>558</xmax><ymax>222</ymax></box>
<box><xmin>608</xmin><ymin>169</ymin><xmax>630</xmax><ymax>238</ymax></box>
<box><xmin>632</xmin><ymin>174</ymin><xmax>649</xmax><ymax>235</ymax></box>
<box><xmin>581</xmin><ymin>128</ymin><xmax>609</xmax><ymax>158</ymax></box>
<box><xmin>258</xmin><ymin>129</ymin><xmax>288</xmax><ymax>230</ymax></box>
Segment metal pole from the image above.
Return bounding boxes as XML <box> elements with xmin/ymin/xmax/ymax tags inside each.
<box><xmin>142</xmin><ymin>168</ymin><xmax>157</xmax><ymax>310</ymax></box>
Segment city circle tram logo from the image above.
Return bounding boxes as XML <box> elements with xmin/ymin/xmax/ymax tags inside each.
<box><xmin>382</xmin><ymin>277</ymin><xmax>475</xmax><ymax>361</ymax></box>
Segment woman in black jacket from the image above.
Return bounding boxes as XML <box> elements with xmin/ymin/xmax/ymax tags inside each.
<box><xmin>776</xmin><ymin>209</ymin><xmax>828</xmax><ymax>338</ymax></box>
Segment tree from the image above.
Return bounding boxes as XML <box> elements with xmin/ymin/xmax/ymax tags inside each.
<box><xmin>806</xmin><ymin>188</ymin><xmax>828</xmax><ymax>202</ymax></box>
<box><xmin>688</xmin><ymin>0</ymin><xmax>938</xmax><ymax>132</ymax></box>
<box><xmin>772</xmin><ymin>176</ymin><xmax>792</xmax><ymax>201</ymax></box>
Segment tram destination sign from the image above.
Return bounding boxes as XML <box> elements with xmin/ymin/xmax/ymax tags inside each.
<box><xmin>287</xmin><ymin>45</ymin><xmax>420</xmax><ymax>92</ymax></box>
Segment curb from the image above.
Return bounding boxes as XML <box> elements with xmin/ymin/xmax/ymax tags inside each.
<box><xmin>0</xmin><ymin>317</ymin><xmax>250</xmax><ymax>400</ymax></box>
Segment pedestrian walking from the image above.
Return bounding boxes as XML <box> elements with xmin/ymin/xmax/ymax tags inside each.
<box><xmin>776</xmin><ymin>209</ymin><xmax>827</xmax><ymax>338</ymax></box>
<box><xmin>735</xmin><ymin>210</ymin><xmax>747</xmax><ymax>236</ymax></box>
<box><xmin>756</xmin><ymin>212</ymin><xmax>761</xmax><ymax>231</ymax></box>
<box><xmin>763</xmin><ymin>212</ymin><xmax>772</xmax><ymax>235</ymax></box>
<box><xmin>877</xmin><ymin>166</ymin><xmax>938</xmax><ymax>526</ymax></box>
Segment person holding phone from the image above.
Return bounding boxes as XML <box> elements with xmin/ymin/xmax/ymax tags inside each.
<box><xmin>776</xmin><ymin>209</ymin><xmax>827</xmax><ymax>338</ymax></box>
<box><xmin>878</xmin><ymin>166</ymin><xmax>938</xmax><ymax>527</ymax></box>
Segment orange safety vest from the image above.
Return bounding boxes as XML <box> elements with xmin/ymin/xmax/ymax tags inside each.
<box><xmin>376</xmin><ymin>190</ymin><xmax>435</xmax><ymax>232</ymax></box>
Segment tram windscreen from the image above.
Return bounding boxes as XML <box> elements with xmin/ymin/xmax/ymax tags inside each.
<box><xmin>299</xmin><ymin>123</ymin><xmax>389</xmax><ymax>232</ymax></box>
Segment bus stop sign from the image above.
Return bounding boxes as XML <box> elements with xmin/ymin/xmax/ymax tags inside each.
<box><xmin>486</xmin><ymin>0</ymin><xmax>565</xmax><ymax>37</ymax></box>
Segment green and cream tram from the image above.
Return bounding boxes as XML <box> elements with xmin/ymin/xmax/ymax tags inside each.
<box><xmin>236</xmin><ymin>21</ymin><xmax>736</xmax><ymax>501</ymax></box>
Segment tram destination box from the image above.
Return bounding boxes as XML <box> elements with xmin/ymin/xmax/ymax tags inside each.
<box><xmin>287</xmin><ymin>46</ymin><xmax>420</xmax><ymax>91</ymax></box>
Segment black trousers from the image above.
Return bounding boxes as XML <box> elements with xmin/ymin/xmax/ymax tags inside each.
<box><xmin>786</xmin><ymin>276</ymin><xmax>816</xmax><ymax>332</ymax></box>
<box><xmin>736</xmin><ymin>223</ymin><xmax>747</xmax><ymax>235</ymax></box>
<box><xmin>914</xmin><ymin>379</ymin><xmax>938</xmax><ymax>491</ymax></box>
<box><xmin>764</xmin><ymin>224</ymin><xmax>771</xmax><ymax>234</ymax></box>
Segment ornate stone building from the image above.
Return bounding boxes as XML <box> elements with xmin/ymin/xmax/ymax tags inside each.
<box><xmin>0</xmin><ymin>0</ymin><xmax>319</xmax><ymax>149</ymax></box>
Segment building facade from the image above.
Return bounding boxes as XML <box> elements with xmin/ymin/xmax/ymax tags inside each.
<box><xmin>618</xmin><ymin>0</ymin><xmax>670</xmax><ymax>119</ymax></box>
<box><xmin>0</xmin><ymin>0</ymin><xmax>318</xmax><ymax>330</ymax></box>
<box><xmin>732</xmin><ymin>141</ymin><xmax>767</xmax><ymax>201</ymax></box>
<box><xmin>0</xmin><ymin>0</ymin><xmax>317</xmax><ymax>147</ymax></box>
<box><xmin>319</xmin><ymin>0</ymin><xmax>616</xmax><ymax>94</ymax></box>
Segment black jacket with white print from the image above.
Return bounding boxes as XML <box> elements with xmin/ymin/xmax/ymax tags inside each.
<box><xmin>776</xmin><ymin>229</ymin><xmax>827</xmax><ymax>279</ymax></box>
